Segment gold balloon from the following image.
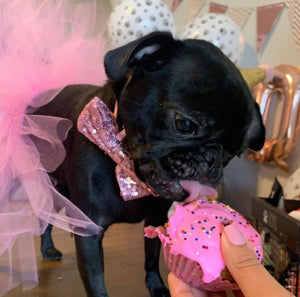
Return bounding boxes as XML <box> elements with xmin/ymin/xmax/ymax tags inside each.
<box><xmin>247</xmin><ymin>65</ymin><xmax>300</xmax><ymax>171</ymax></box>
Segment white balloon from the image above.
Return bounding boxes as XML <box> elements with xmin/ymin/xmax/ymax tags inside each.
<box><xmin>180</xmin><ymin>13</ymin><xmax>244</xmax><ymax>65</ymax></box>
<box><xmin>107</xmin><ymin>0</ymin><xmax>176</xmax><ymax>47</ymax></box>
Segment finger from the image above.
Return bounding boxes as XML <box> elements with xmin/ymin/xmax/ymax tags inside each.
<box><xmin>168</xmin><ymin>273</ymin><xmax>207</xmax><ymax>297</ymax></box>
<box><xmin>221</xmin><ymin>224</ymin><xmax>292</xmax><ymax>297</ymax></box>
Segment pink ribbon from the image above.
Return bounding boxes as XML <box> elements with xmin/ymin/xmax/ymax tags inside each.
<box><xmin>77</xmin><ymin>97</ymin><xmax>157</xmax><ymax>201</ymax></box>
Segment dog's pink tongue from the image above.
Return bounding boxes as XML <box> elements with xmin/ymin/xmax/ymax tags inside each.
<box><xmin>180</xmin><ymin>180</ymin><xmax>218</xmax><ymax>203</ymax></box>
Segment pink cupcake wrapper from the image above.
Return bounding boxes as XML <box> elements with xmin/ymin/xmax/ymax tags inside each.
<box><xmin>163</xmin><ymin>243</ymin><xmax>239</xmax><ymax>291</ymax></box>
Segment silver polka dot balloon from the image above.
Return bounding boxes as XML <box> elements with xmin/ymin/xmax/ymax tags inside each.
<box><xmin>180</xmin><ymin>13</ymin><xmax>244</xmax><ymax>65</ymax></box>
<box><xmin>107</xmin><ymin>0</ymin><xmax>176</xmax><ymax>47</ymax></box>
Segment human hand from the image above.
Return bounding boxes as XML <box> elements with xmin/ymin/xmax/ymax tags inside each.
<box><xmin>168</xmin><ymin>224</ymin><xmax>294</xmax><ymax>297</ymax></box>
<box><xmin>168</xmin><ymin>272</ymin><xmax>207</xmax><ymax>297</ymax></box>
<box><xmin>221</xmin><ymin>224</ymin><xmax>292</xmax><ymax>297</ymax></box>
<box><xmin>168</xmin><ymin>273</ymin><xmax>232</xmax><ymax>297</ymax></box>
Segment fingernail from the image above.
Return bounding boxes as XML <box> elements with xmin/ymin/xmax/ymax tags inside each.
<box><xmin>224</xmin><ymin>224</ymin><xmax>245</xmax><ymax>246</ymax></box>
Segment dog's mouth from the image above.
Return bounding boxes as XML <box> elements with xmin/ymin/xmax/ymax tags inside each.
<box><xmin>132</xmin><ymin>145</ymin><xmax>223</xmax><ymax>201</ymax></box>
<box><xmin>145</xmin><ymin>174</ymin><xmax>218</xmax><ymax>202</ymax></box>
<box><xmin>179</xmin><ymin>180</ymin><xmax>218</xmax><ymax>203</ymax></box>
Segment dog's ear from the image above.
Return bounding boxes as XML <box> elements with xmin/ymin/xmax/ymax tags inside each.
<box><xmin>104</xmin><ymin>31</ymin><xmax>178</xmax><ymax>81</ymax></box>
<box><xmin>245</xmin><ymin>101</ymin><xmax>265</xmax><ymax>151</ymax></box>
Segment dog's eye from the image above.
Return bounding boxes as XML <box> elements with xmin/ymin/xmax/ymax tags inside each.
<box><xmin>174</xmin><ymin>113</ymin><xmax>198</xmax><ymax>135</ymax></box>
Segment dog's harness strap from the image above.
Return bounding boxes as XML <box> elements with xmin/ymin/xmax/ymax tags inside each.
<box><xmin>77</xmin><ymin>97</ymin><xmax>157</xmax><ymax>201</ymax></box>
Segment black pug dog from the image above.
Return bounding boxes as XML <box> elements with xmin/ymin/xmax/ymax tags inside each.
<box><xmin>36</xmin><ymin>32</ymin><xmax>265</xmax><ymax>297</ymax></box>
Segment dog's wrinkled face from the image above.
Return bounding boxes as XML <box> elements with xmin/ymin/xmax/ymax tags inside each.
<box><xmin>104</xmin><ymin>32</ymin><xmax>265</xmax><ymax>201</ymax></box>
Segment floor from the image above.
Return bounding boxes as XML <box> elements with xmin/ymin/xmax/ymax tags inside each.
<box><xmin>5</xmin><ymin>222</ymin><xmax>169</xmax><ymax>297</ymax></box>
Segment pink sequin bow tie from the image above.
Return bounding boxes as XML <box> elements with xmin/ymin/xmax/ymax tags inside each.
<box><xmin>77</xmin><ymin>97</ymin><xmax>157</xmax><ymax>201</ymax></box>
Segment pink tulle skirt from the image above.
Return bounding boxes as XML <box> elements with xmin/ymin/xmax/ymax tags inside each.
<box><xmin>0</xmin><ymin>0</ymin><xmax>109</xmax><ymax>295</ymax></box>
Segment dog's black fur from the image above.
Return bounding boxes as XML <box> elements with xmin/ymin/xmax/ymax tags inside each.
<box><xmin>36</xmin><ymin>32</ymin><xmax>265</xmax><ymax>297</ymax></box>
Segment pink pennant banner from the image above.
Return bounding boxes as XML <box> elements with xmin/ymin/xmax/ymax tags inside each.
<box><xmin>256</xmin><ymin>3</ymin><xmax>285</xmax><ymax>52</ymax></box>
<box><xmin>209</xmin><ymin>2</ymin><xmax>228</xmax><ymax>14</ymax></box>
<box><xmin>285</xmin><ymin>0</ymin><xmax>300</xmax><ymax>49</ymax></box>
<box><xmin>187</xmin><ymin>0</ymin><xmax>206</xmax><ymax>21</ymax></box>
<box><xmin>227</xmin><ymin>7</ymin><xmax>253</xmax><ymax>28</ymax></box>
<box><xmin>171</xmin><ymin>0</ymin><xmax>183</xmax><ymax>12</ymax></box>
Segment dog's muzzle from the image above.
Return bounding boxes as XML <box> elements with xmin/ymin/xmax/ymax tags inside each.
<box><xmin>134</xmin><ymin>145</ymin><xmax>225</xmax><ymax>201</ymax></box>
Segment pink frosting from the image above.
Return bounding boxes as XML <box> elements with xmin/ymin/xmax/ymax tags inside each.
<box><xmin>151</xmin><ymin>199</ymin><xmax>263</xmax><ymax>284</ymax></box>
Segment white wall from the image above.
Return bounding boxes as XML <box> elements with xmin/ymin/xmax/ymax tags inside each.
<box><xmin>106</xmin><ymin>0</ymin><xmax>300</xmax><ymax>217</ymax></box>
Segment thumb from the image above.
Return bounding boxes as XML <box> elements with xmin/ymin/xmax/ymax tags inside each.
<box><xmin>221</xmin><ymin>224</ymin><xmax>292</xmax><ymax>297</ymax></box>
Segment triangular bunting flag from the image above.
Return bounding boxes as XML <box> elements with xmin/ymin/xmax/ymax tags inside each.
<box><xmin>227</xmin><ymin>7</ymin><xmax>253</xmax><ymax>28</ymax></box>
<box><xmin>187</xmin><ymin>0</ymin><xmax>206</xmax><ymax>21</ymax></box>
<box><xmin>171</xmin><ymin>0</ymin><xmax>183</xmax><ymax>12</ymax></box>
<box><xmin>209</xmin><ymin>2</ymin><xmax>228</xmax><ymax>14</ymax></box>
<box><xmin>285</xmin><ymin>0</ymin><xmax>300</xmax><ymax>49</ymax></box>
<box><xmin>257</xmin><ymin>3</ymin><xmax>285</xmax><ymax>52</ymax></box>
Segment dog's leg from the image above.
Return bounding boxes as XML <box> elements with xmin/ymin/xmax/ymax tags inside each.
<box><xmin>144</xmin><ymin>217</ymin><xmax>170</xmax><ymax>297</ymax></box>
<box><xmin>74</xmin><ymin>230</ymin><xmax>108</xmax><ymax>297</ymax></box>
<box><xmin>40</xmin><ymin>224</ymin><xmax>63</xmax><ymax>261</ymax></box>
<box><xmin>40</xmin><ymin>181</ymin><xmax>69</xmax><ymax>260</ymax></box>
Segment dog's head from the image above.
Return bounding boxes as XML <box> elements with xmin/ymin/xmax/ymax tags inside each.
<box><xmin>104</xmin><ymin>32</ymin><xmax>265</xmax><ymax>201</ymax></box>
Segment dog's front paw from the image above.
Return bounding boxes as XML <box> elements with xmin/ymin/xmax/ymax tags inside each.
<box><xmin>41</xmin><ymin>247</ymin><xmax>63</xmax><ymax>261</ymax></box>
<box><xmin>146</xmin><ymin>272</ymin><xmax>171</xmax><ymax>297</ymax></box>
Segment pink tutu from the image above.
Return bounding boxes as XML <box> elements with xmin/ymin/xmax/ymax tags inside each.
<box><xmin>0</xmin><ymin>0</ymin><xmax>109</xmax><ymax>295</ymax></box>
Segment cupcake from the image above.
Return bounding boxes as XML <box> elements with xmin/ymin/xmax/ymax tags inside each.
<box><xmin>145</xmin><ymin>198</ymin><xmax>263</xmax><ymax>291</ymax></box>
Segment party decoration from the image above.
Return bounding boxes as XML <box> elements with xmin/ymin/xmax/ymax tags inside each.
<box><xmin>171</xmin><ymin>0</ymin><xmax>183</xmax><ymax>12</ymax></box>
<box><xmin>285</xmin><ymin>0</ymin><xmax>300</xmax><ymax>49</ymax></box>
<box><xmin>256</xmin><ymin>3</ymin><xmax>285</xmax><ymax>52</ymax></box>
<box><xmin>209</xmin><ymin>2</ymin><xmax>228</xmax><ymax>14</ymax></box>
<box><xmin>180</xmin><ymin>13</ymin><xmax>244</xmax><ymax>65</ymax></box>
<box><xmin>248</xmin><ymin>65</ymin><xmax>300</xmax><ymax>171</ymax></box>
<box><xmin>240</xmin><ymin>68</ymin><xmax>267</xmax><ymax>89</ymax></box>
<box><xmin>107</xmin><ymin>0</ymin><xmax>176</xmax><ymax>47</ymax></box>
<box><xmin>186</xmin><ymin>0</ymin><xmax>206</xmax><ymax>22</ymax></box>
<box><xmin>227</xmin><ymin>7</ymin><xmax>253</xmax><ymax>29</ymax></box>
